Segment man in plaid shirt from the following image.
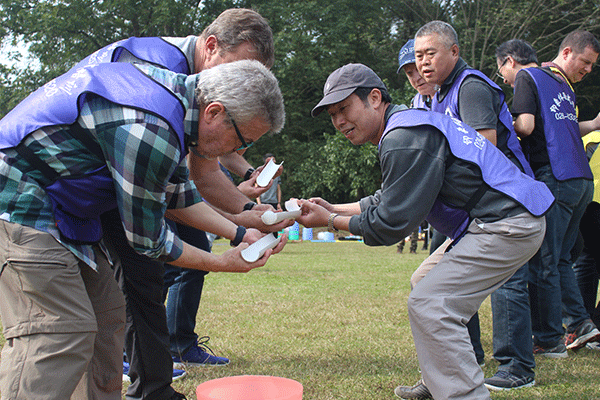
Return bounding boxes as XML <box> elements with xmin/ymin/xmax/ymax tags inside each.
<box><xmin>0</xmin><ymin>59</ymin><xmax>286</xmax><ymax>399</ymax></box>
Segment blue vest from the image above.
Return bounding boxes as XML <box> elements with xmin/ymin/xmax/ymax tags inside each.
<box><xmin>381</xmin><ymin>109</ymin><xmax>554</xmax><ymax>240</ymax></box>
<box><xmin>0</xmin><ymin>62</ymin><xmax>188</xmax><ymax>243</ymax></box>
<box><xmin>523</xmin><ymin>67</ymin><xmax>592</xmax><ymax>181</ymax></box>
<box><xmin>72</xmin><ymin>37</ymin><xmax>190</xmax><ymax>74</ymax></box>
<box><xmin>432</xmin><ymin>69</ymin><xmax>534</xmax><ymax>178</ymax></box>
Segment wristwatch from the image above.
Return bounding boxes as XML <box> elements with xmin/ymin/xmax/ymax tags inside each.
<box><xmin>328</xmin><ymin>213</ymin><xmax>339</xmax><ymax>232</ymax></box>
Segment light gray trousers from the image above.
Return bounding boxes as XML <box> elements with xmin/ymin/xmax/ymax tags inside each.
<box><xmin>408</xmin><ymin>213</ymin><xmax>545</xmax><ymax>400</ymax></box>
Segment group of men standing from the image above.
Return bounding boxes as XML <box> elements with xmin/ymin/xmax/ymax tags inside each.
<box><xmin>384</xmin><ymin>22</ymin><xmax>599</xmax><ymax>399</ymax></box>
<box><xmin>0</xmin><ymin>8</ymin><xmax>290</xmax><ymax>400</ymax></box>
<box><xmin>0</xmin><ymin>7</ymin><xmax>599</xmax><ymax>400</ymax></box>
<box><xmin>300</xmin><ymin>20</ymin><xmax>599</xmax><ymax>400</ymax></box>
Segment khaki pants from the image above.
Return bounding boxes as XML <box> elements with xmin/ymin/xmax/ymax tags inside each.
<box><xmin>410</xmin><ymin>237</ymin><xmax>453</xmax><ymax>289</ymax></box>
<box><xmin>0</xmin><ymin>221</ymin><xmax>126</xmax><ymax>400</ymax></box>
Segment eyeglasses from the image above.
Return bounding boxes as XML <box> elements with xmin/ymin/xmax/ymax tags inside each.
<box><xmin>226</xmin><ymin>110</ymin><xmax>253</xmax><ymax>152</ymax></box>
<box><xmin>496</xmin><ymin>58</ymin><xmax>508</xmax><ymax>80</ymax></box>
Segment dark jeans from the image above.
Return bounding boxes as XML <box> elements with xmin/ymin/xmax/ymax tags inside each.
<box><xmin>529</xmin><ymin>166</ymin><xmax>593</xmax><ymax>347</ymax></box>
<box><xmin>467</xmin><ymin>313</ymin><xmax>484</xmax><ymax>365</ymax></box>
<box><xmin>101</xmin><ymin>209</ymin><xmax>175</xmax><ymax>400</ymax></box>
<box><xmin>163</xmin><ymin>222</ymin><xmax>210</xmax><ymax>356</ymax></box>
<box><xmin>429</xmin><ymin>228</ymin><xmax>446</xmax><ymax>255</ymax></box>
<box><xmin>491</xmin><ymin>262</ymin><xmax>535</xmax><ymax>378</ymax></box>
<box><xmin>422</xmin><ymin>222</ymin><xmax>429</xmax><ymax>250</ymax></box>
<box><xmin>572</xmin><ymin>202</ymin><xmax>600</xmax><ymax>327</ymax></box>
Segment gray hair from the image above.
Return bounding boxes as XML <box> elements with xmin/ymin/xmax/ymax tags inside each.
<box><xmin>195</xmin><ymin>59</ymin><xmax>285</xmax><ymax>134</ymax></box>
<box><xmin>200</xmin><ymin>8</ymin><xmax>274</xmax><ymax>69</ymax></box>
<box><xmin>415</xmin><ymin>21</ymin><xmax>458</xmax><ymax>49</ymax></box>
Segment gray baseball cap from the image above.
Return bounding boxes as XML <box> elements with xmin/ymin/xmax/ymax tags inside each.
<box><xmin>397</xmin><ymin>39</ymin><xmax>416</xmax><ymax>73</ymax></box>
<box><xmin>311</xmin><ymin>63</ymin><xmax>387</xmax><ymax>117</ymax></box>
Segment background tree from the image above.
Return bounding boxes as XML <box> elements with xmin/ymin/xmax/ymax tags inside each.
<box><xmin>445</xmin><ymin>0</ymin><xmax>600</xmax><ymax>118</ymax></box>
<box><xmin>1</xmin><ymin>0</ymin><xmax>600</xmax><ymax>204</ymax></box>
<box><xmin>244</xmin><ymin>0</ymin><xmax>405</xmax><ymax>203</ymax></box>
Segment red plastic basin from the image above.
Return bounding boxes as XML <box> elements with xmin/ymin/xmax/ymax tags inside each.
<box><xmin>196</xmin><ymin>375</ymin><xmax>303</xmax><ymax>400</ymax></box>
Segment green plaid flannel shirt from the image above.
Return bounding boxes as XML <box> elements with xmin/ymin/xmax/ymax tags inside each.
<box><xmin>0</xmin><ymin>64</ymin><xmax>202</xmax><ymax>270</ymax></box>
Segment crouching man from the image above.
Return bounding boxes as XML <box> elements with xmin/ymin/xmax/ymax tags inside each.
<box><xmin>297</xmin><ymin>63</ymin><xmax>554</xmax><ymax>400</ymax></box>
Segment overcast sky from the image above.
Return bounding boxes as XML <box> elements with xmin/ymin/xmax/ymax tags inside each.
<box><xmin>0</xmin><ymin>36</ymin><xmax>38</xmax><ymax>69</ymax></box>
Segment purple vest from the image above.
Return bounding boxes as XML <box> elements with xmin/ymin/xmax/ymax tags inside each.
<box><xmin>381</xmin><ymin>109</ymin><xmax>554</xmax><ymax>240</ymax></box>
<box><xmin>411</xmin><ymin>93</ymin><xmax>430</xmax><ymax>110</ymax></box>
<box><xmin>523</xmin><ymin>67</ymin><xmax>592</xmax><ymax>181</ymax></box>
<box><xmin>72</xmin><ymin>37</ymin><xmax>190</xmax><ymax>74</ymax></box>
<box><xmin>432</xmin><ymin>69</ymin><xmax>534</xmax><ymax>178</ymax></box>
<box><xmin>0</xmin><ymin>62</ymin><xmax>188</xmax><ymax>242</ymax></box>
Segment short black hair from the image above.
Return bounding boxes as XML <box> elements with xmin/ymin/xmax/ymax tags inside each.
<box><xmin>495</xmin><ymin>39</ymin><xmax>538</xmax><ymax>65</ymax></box>
<box><xmin>353</xmin><ymin>87</ymin><xmax>392</xmax><ymax>105</ymax></box>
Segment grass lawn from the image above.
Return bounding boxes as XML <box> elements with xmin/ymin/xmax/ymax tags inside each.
<box><xmin>170</xmin><ymin>238</ymin><xmax>600</xmax><ymax>400</ymax></box>
<box><xmin>2</xmin><ymin>237</ymin><xmax>600</xmax><ymax>399</ymax></box>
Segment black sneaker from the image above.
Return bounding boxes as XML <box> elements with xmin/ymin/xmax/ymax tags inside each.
<box><xmin>168</xmin><ymin>392</ymin><xmax>187</xmax><ymax>400</ymax></box>
<box><xmin>484</xmin><ymin>371</ymin><xmax>535</xmax><ymax>391</ymax></box>
<box><xmin>565</xmin><ymin>319</ymin><xmax>600</xmax><ymax>350</ymax></box>
<box><xmin>533</xmin><ymin>342</ymin><xmax>568</xmax><ymax>358</ymax></box>
<box><xmin>394</xmin><ymin>379</ymin><xmax>432</xmax><ymax>399</ymax></box>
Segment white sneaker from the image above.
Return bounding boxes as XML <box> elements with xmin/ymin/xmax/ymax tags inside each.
<box><xmin>586</xmin><ymin>341</ymin><xmax>600</xmax><ymax>351</ymax></box>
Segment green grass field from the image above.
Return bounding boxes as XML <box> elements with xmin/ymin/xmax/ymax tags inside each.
<box><xmin>2</xmin><ymin>237</ymin><xmax>600</xmax><ymax>399</ymax></box>
<box><xmin>170</xmin><ymin>238</ymin><xmax>600</xmax><ymax>400</ymax></box>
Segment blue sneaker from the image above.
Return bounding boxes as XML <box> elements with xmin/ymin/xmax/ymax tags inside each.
<box><xmin>123</xmin><ymin>361</ymin><xmax>130</xmax><ymax>383</ymax></box>
<box><xmin>171</xmin><ymin>367</ymin><xmax>187</xmax><ymax>382</ymax></box>
<box><xmin>172</xmin><ymin>336</ymin><xmax>229</xmax><ymax>368</ymax></box>
<box><xmin>123</xmin><ymin>361</ymin><xmax>187</xmax><ymax>383</ymax></box>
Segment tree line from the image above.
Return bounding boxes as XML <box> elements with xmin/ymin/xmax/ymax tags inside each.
<box><xmin>1</xmin><ymin>0</ymin><xmax>599</xmax><ymax>203</ymax></box>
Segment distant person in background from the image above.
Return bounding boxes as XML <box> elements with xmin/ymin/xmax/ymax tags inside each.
<box><xmin>397</xmin><ymin>228</ymin><xmax>418</xmax><ymax>254</ymax></box>
<box><xmin>257</xmin><ymin>153</ymin><xmax>282</xmax><ymax>210</ymax></box>
<box><xmin>420</xmin><ymin>221</ymin><xmax>429</xmax><ymax>251</ymax></box>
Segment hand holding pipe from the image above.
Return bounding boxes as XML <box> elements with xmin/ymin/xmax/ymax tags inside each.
<box><xmin>261</xmin><ymin>199</ymin><xmax>301</xmax><ymax>225</ymax></box>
